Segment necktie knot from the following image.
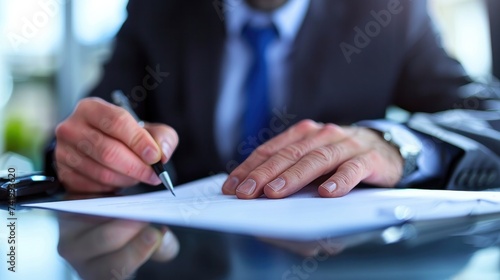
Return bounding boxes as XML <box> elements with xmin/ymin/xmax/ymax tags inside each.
<box><xmin>242</xmin><ymin>24</ymin><xmax>278</xmax><ymax>54</ymax></box>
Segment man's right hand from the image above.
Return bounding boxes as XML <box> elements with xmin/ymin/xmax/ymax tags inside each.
<box><xmin>54</xmin><ymin>97</ymin><xmax>179</xmax><ymax>193</ymax></box>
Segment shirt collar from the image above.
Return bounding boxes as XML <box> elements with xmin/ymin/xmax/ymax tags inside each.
<box><xmin>226</xmin><ymin>0</ymin><xmax>310</xmax><ymax>42</ymax></box>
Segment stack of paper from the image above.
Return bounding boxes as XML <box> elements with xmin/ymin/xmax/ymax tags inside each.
<box><xmin>24</xmin><ymin>174</ymin><xmax>500</xmax><ymax>241</ymax></box>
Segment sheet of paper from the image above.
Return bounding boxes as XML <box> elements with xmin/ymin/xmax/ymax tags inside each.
<box><xmin>24</xmin><ymin>174</ymin><xmax>500</xmax><ymax>241</ymax></box>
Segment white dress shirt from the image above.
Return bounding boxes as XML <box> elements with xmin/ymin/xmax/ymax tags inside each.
<box><xmin>214</xmin><ymin>0</ymin><xmax>310</xmax><ymax>162</ymax></box>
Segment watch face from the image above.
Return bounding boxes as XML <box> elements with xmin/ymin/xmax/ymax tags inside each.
<box><xmin>388</xmin><ymin>126</ymin><xmax>422</xmax><ymax>156</ymax></box>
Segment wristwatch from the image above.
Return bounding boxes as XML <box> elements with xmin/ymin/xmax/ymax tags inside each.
<box><xmin>355</xmin><ymin>120</ymin><xmax>423</xmax><ymax>180</ymax></box>
<box><xmin>382</xmin><ymin>126</ymin><xmax>422</xmax><ymax>178</ymax></box>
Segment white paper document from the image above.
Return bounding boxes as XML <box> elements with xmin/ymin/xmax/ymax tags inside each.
<box><xmin>24</xmin><ymin>174</ymin><xmax>500</xmax><ymax>241</ymax></box>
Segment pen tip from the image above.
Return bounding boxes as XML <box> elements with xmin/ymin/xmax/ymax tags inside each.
<box><xmin>159</xmin><ymin>172</ymin><xmax>176</xmax><ymax>197</ymax></box>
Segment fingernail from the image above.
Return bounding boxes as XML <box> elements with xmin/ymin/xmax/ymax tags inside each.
<box><xmin>142</xmin><ymin>146</ymin><xmax>159</xmax><ymax>163</ymax></box>
<box><xmin>223</xmin><ymin>176</ymin><xmax>239</xmax><ymax>193</ymax></box>
<box><xmin>142</xmin><ymin>228</ymin><xmax>158</xmax><ymax>245</ymax></box>
<box><xmin>322</xmin><ymin>182</ymin><xmax>337</xmax><ymax>193</ymax></box>
<box><xmin>236</xmin><ymin>179</ymin><xmax>256</xmax><ymax>196</ymax></box>
<box><xmin>267</xmin><ymin>177</ymin><xmax>286</xmax><ymax>192</ymax></box>
<box><xmin>161</xmin><ymin>141</ymin><xmax>172</xmax><ymax>159</ymax></box>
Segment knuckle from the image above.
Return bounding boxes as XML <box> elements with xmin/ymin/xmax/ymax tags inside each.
<box><xmin>55</xmin><ymin>122</ymin><xmax>71</xmax><ymax>139</ymax></box>
<box><xmin>76</xmin><ymin>97</ymin><xmax>97</xmax><ymax>114</ymax></box>
<box><xmin>82</xmin><ymin>127</ymin><xmax>104</xmax><ymax>146</ymax></box>
<box><xmin>339</xmin><ymin>157</ymin><xmax>371</xmax><ymax>186</ymax></box>
<box><xmin>345</xmin><ymin>136</ymin><xmax>363</xmax><ymax>151</ymax></box>
<box><xmin>134</xmin><ymin>164</ymin><xmax>152</xmax><ymax>182</ymax></box>
<box><xmin>366</xmin><ymin>150</ymin><xmax>381</xmax><ymax>163</ymax></box>
<box><xmin>279</xmin><ymin>144</ymin><xmax>307</xmax><ymax>161</ymax></box>
<box><xmin>252</xmin><ymin>160</ymin><xmax>282</xmax><ymax>179</ymax></box>
<box><xmin>128</xmin><ymin>131</ymin><xmax>147</xmax><ymax>152</ymax></box>
<box><xmin>254</xmin><ymin>144</ymin><xmax>274</xmax><ymax>158</ymax></box>
<box><xmin>321</xmin><ymin>123</ymin><xmax>345</xmax><ymax>138</ymax></box>
<box><xmin>74</xmin><ymin>99</ymin><xmax>88</xmax><ymax>113</ymax></box>
<box><xmin>287</xmin><ymin>165</ymin><xmax>307</xmax><ymax>180</ymax></box>
<box><xmin>310</xmin><ymin>146</ymin><xmax>334</xmax><ymax>164</ymax></box>
<box><xmin>100</xmin><ymin>144</ymin><xmax>120</xmax><ymax>164</ymax></box>
<box><xmin>345</xmin><ymin>158</ymin><xmax>366</xmax><ymax>174</ymax></box>
<box><xmin>76</xmin><ymin>139</ymin><xmax>94</xmax><ymax>156</ymax></box>
<box><xmin>63</xmin><ymin>147</ymin><xmax>82</xmax><ymax>168</ymax></box>
<box><xmin>334</xmin><ymin>171</ymin><xmax>352</xmax><ymax>187</ymax></box>
<box><xmin>294</xmin><ymin>119</ymin><xmax>317</xmax><ymax>133</ymax></box>
<box><xmin>111</xmin><ymin>109</ymin><xmax>131</xmax><ymax>132</ymax></box>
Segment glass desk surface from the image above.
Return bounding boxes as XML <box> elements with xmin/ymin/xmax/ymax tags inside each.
<box><xmin>2</xmin><ymin>190</ymin><xmax>500</xmax><ymax>280</ymax></box>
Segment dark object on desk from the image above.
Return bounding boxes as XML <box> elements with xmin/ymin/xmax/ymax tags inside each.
<box><xmin>0</xmin><ymin>173</ymin><xmax>60</xmax><ymax>200</ymax></box>
<box><xmin>410</xmin><ymin>110</ymin><xmax>500</xmax><ymax>191</ymax></box>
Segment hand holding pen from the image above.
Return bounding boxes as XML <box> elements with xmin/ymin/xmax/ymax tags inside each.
<box><xmin>112</xmin><ymin>90</ymin><xmax>176</xmax><ymax>196</ymax></box>
<box><xmin>53</xmin><ymin>95</ymin><xmax>179</xmax><ymax>194</ymax></box>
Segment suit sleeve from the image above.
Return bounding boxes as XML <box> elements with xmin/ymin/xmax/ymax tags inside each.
<box><xmin>86</xmin><ymin>0</ymin><xmax>151</xmax><ymax>117</ymax></box>
<box><xmin>392</xmin><ymin>0</ymin><xmax>472</xmax><ymax>113</ymax></box>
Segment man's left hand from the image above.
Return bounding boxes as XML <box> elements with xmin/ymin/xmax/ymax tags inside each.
<box><xmin>222</xmin><ymin>120</ymin><xmax>404</xmax><ymax>199</ymax></box>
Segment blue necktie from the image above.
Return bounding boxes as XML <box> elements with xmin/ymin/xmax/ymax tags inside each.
<box><xmin>238</xmin><ymin>23</ymin><xmax>278</xmax><ymax>161</ymax></box>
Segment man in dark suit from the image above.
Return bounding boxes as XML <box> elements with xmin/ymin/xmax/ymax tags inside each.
<box><xmin>48</xmin><ymin>0</ymin><xmax>500</xmax><ymax>277</ymax></box>
<box><xmin>52</xmin><ymin>0</ymin><xmax>477</xmax><ymax>196</ymax></box>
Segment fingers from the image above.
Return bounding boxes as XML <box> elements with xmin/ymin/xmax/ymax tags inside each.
<box><xmin>55</xmin><ymin>145</ymin><xmax>145</xmax><ymax>189</ymax></box>
<box><xmin>263</xmin><ymin>140</ymin><xmax>357</xmax><ymax>198</ymax></box>
<box><xmin>144</xmin><ymin>123</ymin><xmax>179</xmax><ymax>163</ymax></box>
<box><xmin>58</xmin><ymin>216</ymin><xmax>179</xmax><ymax>280</ymax></box>
<box><xmin>56</xmin><ymin>126</ymin><xmax>161</xmax><ymax>186</ymax></box>
<box><xmin>318</xmin><ymin>154</ymin><xmax>374</xmax><ymax>197</ymax></box>
<box><xmin>222</xmin><ymin>120</ymin><xmax>326</xmax><ymax>195</ymax></box>
<box><xmin>84</xmin><ymin>226</ymin><xmax>178</xmax><ymax>280</ymax></box>
<box><xmin>225</xmin><ymin>122</ymin><xmax>347</xmax><ymax>199</ymax></box>
<box><xmin>150</xmin><ymin>227</ymin><xmax>180</xmax><ymax>262</ymax></box>
<box><xmin>73</xmin><ymin>225</ymin><xmax>165</xmax><ymax>280</ymax></box>
<box><xmin>223</xmin><ymin>123</ymin><xmax>403</xmax><ymax>199</ymax></box>
<box><xmin>78</xmin><ymin>98</ymin><xmax>162</xmax><ymax>164</ymax></box>
<box><xmin>54</xmin><ymin>97</ymin><xmax>179</xmax><ymax>192</ymax></box>
<box><xmin>58</xmin><ymin>219</ymin><xmax>149</xmax><ymax>262</ymax></box>
<box><xmin>55</xmin><ymin>164</ymin><xmax>119</xmax><ymax>193</ymax></box>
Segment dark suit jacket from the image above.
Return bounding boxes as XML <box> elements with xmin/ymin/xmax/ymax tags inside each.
<box><xmin>85</xmin><ymin>0</ymin><xmax>472</xmax><ymax>185</ymax></box>
<box><xmin>47</xmin><ymin>2</ymin><xmax>498</xmax><ymax>278</ymax></box>
<box><xmin>84</xmin><ymin>0</ymin><xmax>468</xmax><ymax>185</ymax></box>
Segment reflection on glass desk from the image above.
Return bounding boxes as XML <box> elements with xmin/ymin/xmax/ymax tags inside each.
<box><xmin>2</xmin><ymin>192</ymin><xmax>500</xmax><ymax>280</ymax></box>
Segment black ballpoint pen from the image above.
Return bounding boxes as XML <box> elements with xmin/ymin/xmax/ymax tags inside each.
<box><xmin>111</xmin><ymin>90</ymin><xmax>176</xmax><ymax>196</ymax></box>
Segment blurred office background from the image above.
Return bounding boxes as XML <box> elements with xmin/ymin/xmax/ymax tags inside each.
<box><xmin>0</xmin><ymin>0</ymin><xmax>497</xmax><ymax>170</ymax></box>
